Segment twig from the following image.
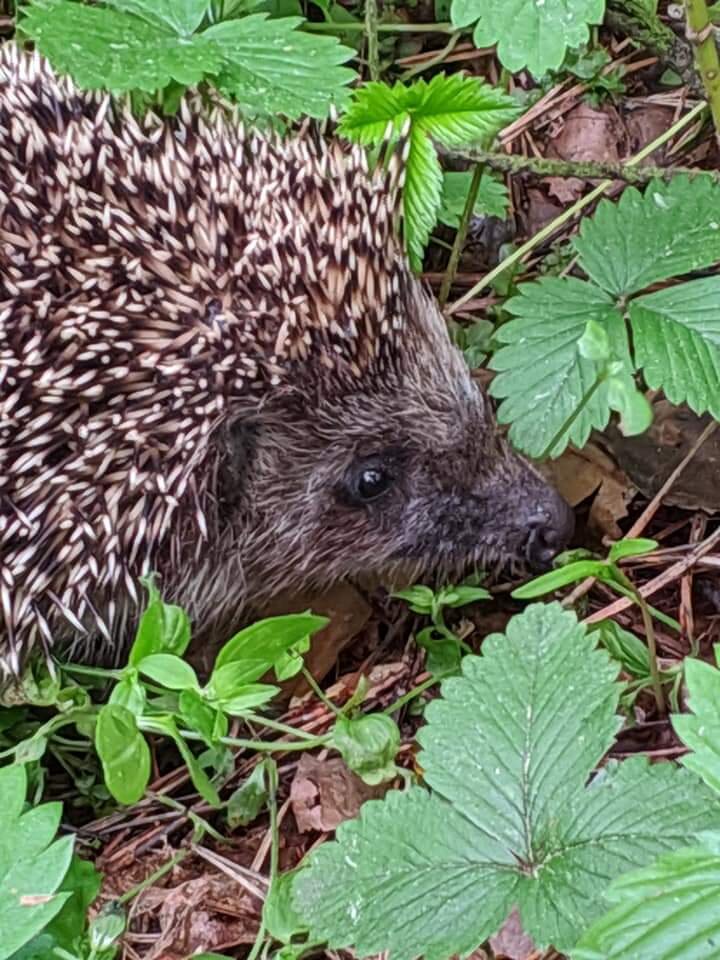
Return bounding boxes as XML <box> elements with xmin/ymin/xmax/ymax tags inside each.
<box><xmin>453</xmin><ymin>148</ymin><xmax>720</xmax><ymax>183</ymax></box>
<box><xmin>446</xmin><ymin>101</ymin><xmax>708</xmax><ymax>313</ymax></box>
<box><xmin>564</xmin><ymin>419</ymin><xmax>718</xmax><ymax>609</ymax></box>
<box><xmin>685</xmin><ymin>0</ymin><xmax>720</xmax><ymax>143</ymax></box>
<box><xmin>583</xmin><ymin>525</ymin><xmax>720</xmax><ymax>625</ymax></box>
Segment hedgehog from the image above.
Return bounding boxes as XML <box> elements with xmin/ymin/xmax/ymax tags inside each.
<box><xmin>0</xmin><ymin>44</ymin><xmax>574</xmax><ymax>675</ymax></box>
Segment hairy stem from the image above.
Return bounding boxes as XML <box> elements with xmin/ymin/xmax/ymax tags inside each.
<box><xmin>446</xmin><ymin>101</ymin><xmax>707</xmax><ymax>313</ymax></box>
<box><xmin>616</xmin><ymin>572</ymin><xmax>666</xmax><ymax>717</ymax></box>
<box><xmin>365</xmin><ymin>0</ymin><xmax>380</xmax><ymax>82</ymax></box>
<box><xmin>685</xmin><ymin>0</ymin><xmax>720</xmax><ymax>143</ymax></box>
<box><xmin>453</xmin><ymin>148</ymin><xmax>720</xmax><ymax>184</ymax></box>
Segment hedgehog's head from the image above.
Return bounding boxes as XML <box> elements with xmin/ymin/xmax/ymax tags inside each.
<box><xmin>226</xmin><ymin>275</ymin><xmax>574</xmax><ymax>603</ymax></box>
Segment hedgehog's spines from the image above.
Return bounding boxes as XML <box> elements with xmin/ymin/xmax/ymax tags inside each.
<box><xmin>0</xmin><ymin>43</ymin><xmax>419</xmax><ymax>671</ymax></box>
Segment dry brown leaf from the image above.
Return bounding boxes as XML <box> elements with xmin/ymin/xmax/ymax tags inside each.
<box><xmin>290</xmin><ymin>753</ymin><xmax>388</xmax><ymax>833</ymax></box>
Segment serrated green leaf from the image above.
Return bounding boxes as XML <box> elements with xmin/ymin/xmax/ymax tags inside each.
<box><xmin>293</xmin><ymin>603</ymin><xmax>720</xmax><ymax>956</ymax></box>
<box><xmin>21</xmin><ymin>0</ymin><xmax>225</xmax><ymax>92</ymax></box>
<box><xmin>438</xmin><ymin>171</ymin><xmax>509</xmax><ymax>228</ymax></box>
<box><xmin>206</xmin><ymin>15</ymin><xmax>355</xmax><ymax>119</ymax></box>
<box><xmin>574</xmin><ymin>177</ymin><xmax>720</xmax><ymax>296</ymax></box>
<box><xmin>403</xmin><ymin>124</ymin><xmax>443</xmax><ymax>270</ymax></box>
<box><xmin>450</xmin><ymin>0</ymin><xmax>605</xmax><ymax>76</ymax></box>
<box><xmin>573</xmin><ymin>844</ymin><xmax>720</xmax><ymax>960</ymax></box>
<box><xmin>105</xmin><ymin>0</ymin><xmax>210</xmax><ymax>35</ymax></box>
<box><xmin>339</xmin><ymin>74</ymin><xmax>518</xmax><ymax>146</ymax></box>
<box><xmin>673</xmin><ymin>658</ymin><xmax>720</xmax><ymax>794</ymax></box>
<box><xmin>489</xmin><ymin>277</ymin><xmax>630</xmax><ymax>457</ymax></box>
<box><xmin>338</xmin><ymin>75</ymin><xmax>516</xmax><ymax>268</ymax></box>
<box><xmin>630</xmin><ymin>276</ymin><xmax>720</xmax><ymax>419</ymax></box>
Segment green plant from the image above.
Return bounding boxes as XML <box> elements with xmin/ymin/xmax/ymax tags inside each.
<box><xmin>449</xmin><ymin>0</ymin><xmax>606</xmax><ymax>77</ymax></box>
<box><xmin>3</xmin><ymin>582</ymin><xmax>402</xmax><ymax>810</ymax></box>
<box><xmin>0</xmin><ymin>765</ymin><xmax>79</xmax><ymax>960</ymax></box>
<box><xmin>18</xmin><ymin>0</ymin><xmax>355</xmax><ymax>118</ymax></box>
<box><xmin>290</xmin><ymin>603</ymin><xmax>719</xmax><ymax>956</ymax></box>
<box><xmin>574</xmin><ymin>649</ymin><xmax>720</xmax><ymax>958</ymax></box>
<box><xmin>437</xmin><ymin>170</ymin><xmax>509</xmax><ymax>227</ymax></box>
<box><xmin>489</xmin><ymin>176</ymin><xmax>720</xmax><ymax>459</ymax></box>
<box><xmin>338</xmin><ymin>74</ymin><xmax>518</xmax><ymax>268</ymax></box>
<box><xmin>393</xmin><ymin>581</ymin><xmax>491</xmax><ymax>676</ymax></box>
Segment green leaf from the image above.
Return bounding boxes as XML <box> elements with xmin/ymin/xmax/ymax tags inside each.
<box><xmin>264</xmin><ymin>869</ymin><xmax>309</xmax><ymax>943</ymax></box>
<box><xmin>439</xmin><ymin>584</ymin><xmax>492</xmax><ymax>607</ymax></box>
<box><xmin>511</xmin><ymin>560</ymin><xmax>605</xmax><ymax>598</ymax></box>
<box><xmin>339</xmin><ymin>74</ymin><xmax>518</xmax><ymax>147</ymax></box>
<box><xmin>179</xmin><ymin>689</ymin><xmax>227</xmax><ymax>745</ymax></box>
<box><xmin>206</xmin><ymin>15</ymin><xmax>355</xmax><ymax>119</ymax></box>
<box><xmin>332</xmin><ymin>714</ymin><xmax>400</xmax><ymax>785</ymax></box>
<box><xmin>0</xmin><ymin>766</ymin><xmax>74</xmax><ymax>960</ymax></box>
<box><xmin>21</xmin><ymin>0</ymin><xmax>225</xmax><ymax>92</ymax></box>
<box><xmin>129</xmin><ymin>581</ymin><xmax>191</xmax><ymax>665</ymax></box>
<box><xmin>438</xmin><ymin>171</ymin><xmax>509</xmax><ymax>228</ymax></box>
<box><xmin>450</xmin><ymin>0</ymin><xmax>605</xmax><ymax>76</ymax></box>
<box><xmin>105</xmin><ymin>0</ymin><xmax>210</xmax><ymax>35</ymax></box>
<box><xmin>607</xmin><ymin>537</ymin><xmax>658</xmax><ymax>563</ymax></box>
<box><xmin>574</xmin><ymin>843</ymin><xmax>720</xmax><ymax>960</ymax></box>
<box><xmin>673</xmin><ymin>658</ymin><xmax>720</xmax><ymax>794</ymax></box>
<box><xmin>629</xmin><ymin>277</ymin><xmax>720</xmax><ymax>420</ymax></box>
<box><xmin>574</xmin><ymin>177</ymin><xmax>720</xmax><ymax>296</ymax></box>
<box><xmin>213</xmin><ymin>613</ymin><xmax>327</xmax><ymax>675</ymax></box>
<box><xmin>403</xmin><ymin>124</ymin><xmax>443</xmax><ymax>270</ymax></box>
<box><xmin>591</xmin><ymin>621</ymin><xmax>651</xmax><ymax>677</ymax></box>
<box><xmin>293</xmin><ymin>603</ymin><xmax>719</xmax><ymax>956</ymax></box>
<box><xmin>227</xmin><ymin>764</ymin><xmax>268</xmax><ymax>828</ymax></box>
<box><xmin>392</xmin><ymin>585</ymin><xmax>436</xmax><ymax>615</ymax></box>
<box><xmin>338</xmin><ymin>75</ymin><xmax>517</xmax><ymax>267</ymax></box>
<box><xmin>137</xmin><ymin>653</ymin><xmax>199</xmax><ymax>691</ymax></box>
<box><xmin>143</xmin><ymin>716</ymin><xmax>221</xmax><ymax>806</ymax></box>
<box><xmin>216</xmin><ymin>682</ymin><xmax>279</xmax><ymax>715</ymax></box>
<box><xmin>95</xmin><ymin>704</ymin><xmax>151</xmax><ymax>804</ymax></box>
<box><xmin>39</xmin><ymin>855</ymin><xmax>102</xmax><ymax>952</ymax></box>
<box><xmin>489</xmin><ymin>277</ymin><xmax>631</xmax><ymax>457</ymax></box>
<box><xmin>606</xmin><ymin>374</ymin><xmax>654</xmax><ymax>436</ymax></box>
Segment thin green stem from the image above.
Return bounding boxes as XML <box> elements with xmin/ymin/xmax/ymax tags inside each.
<box><xmin>447</xmin><ymin>101</ymin><xmax>708</xmax><ymax>313</ymax></box>
<box><xmin>246</xmin><ymin>760</ymin><xmax>279</xmax><ymax>960</ymax></box>
<box><xmin>304</xmin><ymin>20</ymin><xmax>454</xmax><ymax>32</ymax></box>
<box><xmin>180</xmin><ymin>729</ymin><xmax>330</xmax><ymax>752</ymax></box>
<box><xmin>439</xmin><ymin>162</ymin><xmax>484</xmax><ymax>307</ymax></box>
<box><xmin>616</xmin><ymin>572</ymin><xmax>666</xmax><ymax>717</ymax></box>
<box><xmin>685</xmin><ymin>0</ymin><xmax>720</xmax><ymax>142</ymax></box>
<box><xmin>301</xmin><ymin>665</ymin><xmax>341</xmax><ymax>715</ymax></box>
<box><xmin>386</xmin><ymin>675</ymin><xmax>438</xmax><ymax>715</ymax></box>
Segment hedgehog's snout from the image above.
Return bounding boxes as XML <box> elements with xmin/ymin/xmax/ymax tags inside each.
<box><xmin>524</xmin><ymin>493</ymin><xmax>575</xmax><ymax>570</ymax></box>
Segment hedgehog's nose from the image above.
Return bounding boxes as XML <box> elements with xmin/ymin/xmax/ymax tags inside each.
<box><xmin>525</xmin><ymin>494</ymin><xmax>575</xmax><ymax>571</ymax></box>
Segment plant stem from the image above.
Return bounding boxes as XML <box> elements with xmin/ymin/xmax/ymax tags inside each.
<box><xmin>453</xmin><ymin>148</ymin><xmax>720</xmax><ymax>184</ymax></box>
<box><xmin>446</xmin><ymin>101</ymin><xmax>707</xmax><ymax>313</ymax></box>
<box><xmin>685</xmin><ymin>0</ymin><xmax>720</xmax><ymax>143</ymax></box>
<box><xmin>617</xmin><ymin>573</ymin><xmax>666</xmax><ymax>717</ymax></box>
<box><xmin>439</xmin><ymin>162</ymin><xmax>484</xmax><ymax>307</ymax></box>
<box><xmin>246</xmin><ymin>760</ymin><xmax>278</xmax><ymax>960</ymax></box>
<box><xmin>365</xmin><ymin>0</ymin><xmax>380</xmax><ymax>82</ymax></box>
<box><xmin>304</xmin><ymin>20</ymin><xmax>454</xmax><ymax>32</ymax></box>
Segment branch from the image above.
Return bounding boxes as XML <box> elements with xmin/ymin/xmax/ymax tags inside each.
<box><xmin>451</xmin><ymin>147</ymin><xmax>720</xmax><ymax>184</ymax></box>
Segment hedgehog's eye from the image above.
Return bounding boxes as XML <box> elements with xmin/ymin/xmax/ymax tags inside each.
<box><xmin>357</xmin><ymin>466</ymin><xmax>392</xmax><ymax>500</ymax></box>
<box><xmin>341</xmin><ymin>458</ymin><xmax>395</xmax><ymax>505</ymax></box>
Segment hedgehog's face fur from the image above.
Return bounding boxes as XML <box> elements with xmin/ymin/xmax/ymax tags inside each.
<box><xmin>227</xmin><ymin>295</ymin><xmax>573</xmax><ymax>605</ymax></box>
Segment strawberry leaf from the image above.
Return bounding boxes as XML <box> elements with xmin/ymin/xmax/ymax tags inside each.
<box><xmin>450</xmin><ymin>0</ymin><xmax>605</xmax><ymax>76</ymax></box>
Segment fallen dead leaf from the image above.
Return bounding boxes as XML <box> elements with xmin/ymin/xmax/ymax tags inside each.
<box><xmin>290</xmin><ymin>753</ymin><xmax>388</xmax><ymax>833</ymax></box>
